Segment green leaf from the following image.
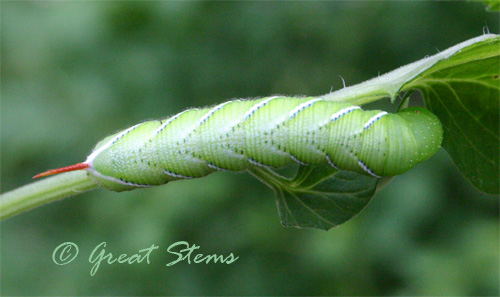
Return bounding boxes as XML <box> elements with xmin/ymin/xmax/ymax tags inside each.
<box><xmin>403</xmin><ymin>36</ymin><xmax>500</xmax><ymax>194</ymax></box>
<box><xmin>248</xmin><ymin>166</ymin><xmax>378</xmax><ymax>230</ymax></box>
<box><xmin>480</xmin><ymin>0</ymin><xmax>500</xmax><ymax>11</ymax></box>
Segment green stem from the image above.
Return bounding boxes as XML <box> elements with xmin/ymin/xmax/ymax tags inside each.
<box><xmin>0</xmin><ymin>171</ymin><xmax>98</xmax><ymax>221</ymax></box>
<box><xmin>321</xmin><ymin>34</ymin><xmax>498</xmax><ymax>105</ymax></box>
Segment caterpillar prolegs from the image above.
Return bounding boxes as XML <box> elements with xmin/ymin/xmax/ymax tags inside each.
<box><xmin>35</xmin><ymin>96</ymin><xmax>443</xmax><ymax>191</ymax></box>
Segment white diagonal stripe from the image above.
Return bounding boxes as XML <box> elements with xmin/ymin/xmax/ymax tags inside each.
<box><xmin>86</xmin><ymin>123</ymin><xmax>143</xmax><ymax>165</ymax></box>
<box><xmin>364</xmin><ymin>111</ymin><xmax>388</xmax><ymax>130</ymax></box>
<box><xmin>155</xmin><ymin>110</ymin><xmax>189</xmax><ymax>135</ymax></box>
<box><xmin>199</xmin><ymin>101</ymin><xmax>231</xmax><ymax>124</ymax></box>
<box><xmin>330</xmin><ymin>106</ymin><xmax>361</xmax><ymax>122</ymax></box>
<box><xmin>357</xmin><ymin>160</ymin><xmax>382</xmax><ymax>178</ymax></box>
<box><xmin>288</xmin><ymin>98</ymin><xmax>322</xmax><ymax>119</ymax></box>
<box><xmin>243</xmin><ymin>96</ymin><xmax>280</xmax><ymax>120</ymax></box>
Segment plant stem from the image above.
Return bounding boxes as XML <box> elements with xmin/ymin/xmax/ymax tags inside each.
<box><xmin>0</xmin><ymin>171</ymin><xmax>98</xmax><ymax>221</ymax></box>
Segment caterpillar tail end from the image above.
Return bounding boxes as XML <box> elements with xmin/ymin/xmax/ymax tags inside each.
<box><xmin>33</xmin><ymin>163</ymin><xmax>90</xmax><ymax>179</ymax></box>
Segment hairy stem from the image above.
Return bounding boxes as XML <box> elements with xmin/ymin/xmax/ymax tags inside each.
<box><xmin>0</xmin><ymin>171</ymin><xmax>98</xmax><ymax>221</ymax></box>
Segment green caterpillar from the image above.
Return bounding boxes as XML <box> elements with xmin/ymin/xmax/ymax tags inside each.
<box><xmin>35</xmin><ymin>96</ymin><xmax>443</xmax><ymax>191</ymax></box>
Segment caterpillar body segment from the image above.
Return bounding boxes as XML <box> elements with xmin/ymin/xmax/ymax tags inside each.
<box><xmin>36</xmin><ymin>96</ymin><xmax>443</xmax><ymax>191</ymax></box>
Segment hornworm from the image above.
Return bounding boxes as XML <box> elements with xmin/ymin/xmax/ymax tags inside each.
<box><xmin>34</xmin><ymin>96</ymin><xmax>443</xmax><ymax>191</ymax></box>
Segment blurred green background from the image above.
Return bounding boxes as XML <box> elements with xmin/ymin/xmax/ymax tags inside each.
<box><xmin>1</xmin><ymin>1</ymin><xmax>498</xmax><ymax>295</ymax></box>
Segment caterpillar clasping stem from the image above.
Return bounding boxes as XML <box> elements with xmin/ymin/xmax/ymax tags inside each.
<box><xmin>31</xmin><ymin>97</ymin><xmax>442</xmax><ymax>191</ymax></box>
<box><xmin>33</xmin><ymin>163</ymin><xmax>90</xmax><ymax>179</ymax></box>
